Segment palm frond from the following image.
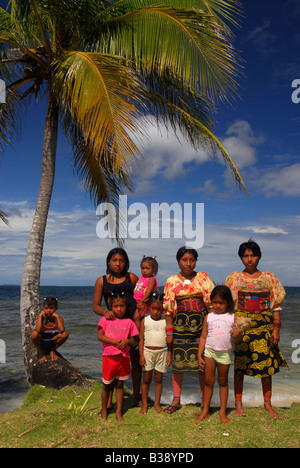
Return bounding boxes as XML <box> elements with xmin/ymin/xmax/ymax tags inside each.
<box><xmin>140</xmin><ymin>66</ymin><xmax>216</xmax><ymax>130</ymax></box>
<box><xmin>96</xmin><ymin>6</ymin><xmax>241</xmax><ymax>103</ymax></box>
<box><xmin>97</xmin><ymin>0</ymin><xmax>241</xmax><ymax>27</ymax></box>
<box><xmin>144</xmin><ymin>88</ymin><xmax>247</xmax><ymax>192</ymax></box>
<box><xmin>28</xmin><ymin>0</ymin><xmax>52</xmax><ymax>58</ymax></box>
<box><xmin>0</xmin><ymin>90</ymin><xmax>22</xmax><ymax>154</ymax></box>
<box><xmin>53</xmin><ymin>51</ymin><xmax>146</xmax><ymax>170</ymax></box>
<box><xmin>74</xmin><ymin>139</ymin><xmax>133</xmax><ymax>206</ymax></box>
<box><xmin>0</xmin><ymin>208</ymin><xmax>10</xmax><ymax>226</ymax></box>
<box><xmin>162</xmin><ymin>0</ymin><xmax>242</xmax><ymax>28</ymax></box>
<box><xmin>61</xmin><ymin>109</ymin><xmax>133</xmax><ymax>241</ymax></box>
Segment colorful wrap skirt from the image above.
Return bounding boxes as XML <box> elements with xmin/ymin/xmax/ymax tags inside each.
<box><xmin>172</xmin><ymin>295</ymin><xmax>208</xmax><ymax>373</ymax></box>
<box><xmin>235</xmin><ymin>290</ymin><xmax>288</xmax><ymax>378</ymax></box>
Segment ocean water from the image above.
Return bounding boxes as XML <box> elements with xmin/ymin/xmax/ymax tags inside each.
<box><xmin>0</xmin><ymin>285</ymin><xmax>299</xmax><ymax>413</ymax></box>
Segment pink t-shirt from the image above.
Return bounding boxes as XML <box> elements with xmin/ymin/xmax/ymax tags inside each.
<box><xmin>133</xmin><ymin>275</ymin><xmax>158</xmax><ymax>303</ymax></box>
<box><xmin>205</xmin><ymin>312</ymin><xmax>235</xmax><ymax>352</ymax></box>
<box><xmin>97</xmin><ymin>317</ymin><xmax>139</xmax><ymax>358</ymax></box>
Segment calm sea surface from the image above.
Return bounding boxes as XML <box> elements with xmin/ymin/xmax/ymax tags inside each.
<box><xmin>0</xmin><ymin>285</ymin><xmax>300</xmax><ymax>413</ymax></box>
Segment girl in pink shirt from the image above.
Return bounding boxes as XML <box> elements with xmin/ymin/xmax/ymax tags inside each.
<box><xmin>195</xmin><ymin>285</ymin><xmax>241</xmax><ymax>425</ymax></box>
<box><xmin>133</xmin><ymin>256</ymin><xmax>159</xmax><ymax>330</ymax></box>
<box><xmin>98</xmin><ymin>291</ymin><xmax>139</xmax><ymax>422</ymax></box>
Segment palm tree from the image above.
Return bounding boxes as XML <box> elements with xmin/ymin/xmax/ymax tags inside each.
<box><xmin>0</xmin><ymin>0</ymin><xmax>245</xmax><ymax>386</ymax></box>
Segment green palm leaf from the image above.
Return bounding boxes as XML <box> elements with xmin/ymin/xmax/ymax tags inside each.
<box><xmin>95</xmin><ymin>2</ymin><xmax>241</xmax><ymax>102</ymax></box>
<box><xmin>53</xmin><ymin>51</ymin><xmax>146</xmax><ymax>171</ymax></box>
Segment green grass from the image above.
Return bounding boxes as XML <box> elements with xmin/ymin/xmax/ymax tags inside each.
<box><xmin>0</xmin><ymin>384</ymin><xmax>299</xmax><ymax>448</ymax></box>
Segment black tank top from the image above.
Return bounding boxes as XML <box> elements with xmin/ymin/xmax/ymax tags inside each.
<box><xmin>102</xmin><ymin>275</ymin><xmax>137</xmax><ymax>319</ymax></box>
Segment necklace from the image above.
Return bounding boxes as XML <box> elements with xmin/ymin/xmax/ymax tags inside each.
<box><xmin>178</xmin><ymin>273</ymin><xmax>195</xmax><ymax>285</ymax></box>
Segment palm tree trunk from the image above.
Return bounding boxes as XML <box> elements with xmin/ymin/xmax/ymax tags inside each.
<box><xmin>20</xmin><ymin>91</ymin><xmax>59</xmax><ymax>386</ymax></box>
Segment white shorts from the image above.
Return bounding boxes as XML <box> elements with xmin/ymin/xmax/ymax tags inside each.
<box><xmin>143</xmin><ymin>347</ymin><xmax>168</xmax><ymax>373</ymax></box>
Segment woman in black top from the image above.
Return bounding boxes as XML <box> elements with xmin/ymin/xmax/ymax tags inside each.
<box><xmin>93</xmin><ymin>248</ymin><xmax>141</xmax><ymax>406</ymax></box>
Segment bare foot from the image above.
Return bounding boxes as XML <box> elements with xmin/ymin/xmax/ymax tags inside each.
<box><xmin>116</xmin><ymin>412</ymin><xmax>126</xmax><ymax>422</ymax></box>
<box><xmin>139</xmin><ymin>404</ymin><xmax>148</xmax><ymax>414</ymax></box>
<box><xmin>50</xmin><ymin>350</ymin><xmax>58</xmax><ymax>361</ymax></box>
<box><xmin>38</xmin><ymin>355</ymin><xmax>48</xmax><ymax>364</ymax></box>
<box><xmin>220</xmin><ymin>412</ymin><xmax>231</xmax><ymax>424</ymax></box>
<box><xmin>234</xmin><ymin>403</ymin><xmax>246</xmax><ymax>417</ymax></box>
<box><xmin>194</xmin><ymin>410</ymin><xmax>210</xmax><ymax>423</ymax></box>
<box><xmin>101</xmin><ymin>408</ymin><xmax>108</xmax><ymax>420</ymax></box>
<box><xmin>264</xmin><ymin>402</ymin><xmax>282</xmax><ymax>419</ymax></box>
<box><xmin>154</xmin><ymin>403</ymin><xmax>163</xmax><ymax>413</ymax></box>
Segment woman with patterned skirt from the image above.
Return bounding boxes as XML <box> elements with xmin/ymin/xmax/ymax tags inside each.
<box><xmin>226</xmin><ymin>240</ymin><xmax>288</xmax><ymax>419</ymax></box>
<box><xmin>163</xmin><ymin>247</ymin><xmax>214</xmax><ymax>413</ymax></box>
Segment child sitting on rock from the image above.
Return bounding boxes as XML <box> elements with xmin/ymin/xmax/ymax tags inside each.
<box><xmin>31</xmin><ymin>297</ymin><xmax>69</xmax><ymax>363</ymax></box>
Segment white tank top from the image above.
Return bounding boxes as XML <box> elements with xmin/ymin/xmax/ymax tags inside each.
<box><xmin>205</xmin><ymin>312</ymin><xmax>235</xmax><ymax>352</ymax></box>
<box><xmin>144</xmin><ymin>316</ymin><xmax>167</xmax><ymax>349</ymax></box>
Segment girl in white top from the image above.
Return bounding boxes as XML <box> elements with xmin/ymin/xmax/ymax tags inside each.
<box><xmin>195</xmin><ymin>285</ymin><xmax>241</xmax><ymax>425</ymax></box>
<box><xmin>139</xmin><ymin>292</ymin><xmax>172</xmax><ymax>414</ymax></box>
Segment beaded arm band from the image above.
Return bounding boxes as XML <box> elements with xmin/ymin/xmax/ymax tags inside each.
<box><xmin>273</xmin><ymin>319</ymin><xmax>282</xmax><ymax>330</ymax></box>
<box><xmin>272</xmin><ymin>307</ymin><xmax>282</xmax><ymax>330</ymax></box>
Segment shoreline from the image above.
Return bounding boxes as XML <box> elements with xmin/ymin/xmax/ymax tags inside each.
<box><xmin>2</xmin><ymin>377</ymin><xmax>300</xmax><ymax>414</ymax></box>
<box><xmin>1</xmin><ymin>384</ymin><xmax>300</xmax><ymax>448</ymax></box>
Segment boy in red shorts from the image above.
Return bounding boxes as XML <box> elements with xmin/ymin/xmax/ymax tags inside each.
<box><xmin>97</xmin><ymin>291</ymin><xmax>139</xmax><ymax>422</ymax></box>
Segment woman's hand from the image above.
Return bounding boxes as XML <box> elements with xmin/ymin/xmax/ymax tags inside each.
<box><xmin>271</xmin><ymin>329</ymin><xmax>280</xmax><ymax>345</ymax></box>
<box><xmin>105</xmin><ymin>310</ymin><xmax>116</xmax><ymax>321</ymax></box>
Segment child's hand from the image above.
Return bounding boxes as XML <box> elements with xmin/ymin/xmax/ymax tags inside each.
<box><xmin>166</xmin><ymin>335</ymin><xmax>173</xmax><ymax>346</ymax></box>
<box><xmin>199</xmin><ymin>357</ymin><xmax>206</xmax><ymax>371</ymax></box>
<box><xmin>117</xmin><ymin>339</ymin><xmax>129</xmax><ymax>350</ymax></box>
<box><xmin>230</xmin><ymin>328</ymin><xmax>242</xmax><ymax>340</ymax></box>
<box><xmin>140</xmin><ymin>355</ymin><xmax>146</xmax><ymax>367</ymax></box>
<box><xmin>166</xmin><ymin>354</ymin><xmax>172</xmax><ymax>368</ymax></box>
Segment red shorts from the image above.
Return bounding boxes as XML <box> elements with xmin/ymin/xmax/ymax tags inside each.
<box><xmin>102</xmin><ymin>354</ymin><xmax>131</xmax><ymax>385</ymax></box>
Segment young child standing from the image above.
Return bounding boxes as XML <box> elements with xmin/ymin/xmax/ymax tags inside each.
<box><xmin>194</xmin><ymin>285</ymin><xmax>241</xmax><ymax>424</ymax></box>
<box><xmin>31</xmin><ymin>297</ymin><xmax>68</xmax><ymax>363</ymax></box>
<box><xmin>139</xmin><ymin>292</ymin><xmax>172</xmax><ymax>414</ymax></box>
<box><xmin>133</xmin><ymin>256</ymin><xmax>159</xmax><ymax>330</ymax></box>
<box><xmin>97</xmin><ymin>291</ymin><xmax>139</xmax><ymax>422</ymax></box>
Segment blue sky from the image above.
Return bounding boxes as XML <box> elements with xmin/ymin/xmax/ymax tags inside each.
<box><xmin>1</xmin><ymin>0</ymin><xmax>300</xmax><ymax>287</ymax></box>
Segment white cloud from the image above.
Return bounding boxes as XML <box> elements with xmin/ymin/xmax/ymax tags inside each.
<box><xmin>219</xmin><ymin>123</ymin><xmax>300</xmax><ymax>199</ymax></box>
<box><xmin>135</xmin><ymin>121</ymin><xmax>210</xmax><ymax>182</ymax></box>
<box><xmin>192</xmin><ymin>179</ymin><xmax>217</xmax><ymax>195</ymax></box>
<box><xmin>230</xmin><ymin>225</ymin><xmax>288</xmax><ymax>235</ymax></box>
<box><xmin>131</xmin><ymin>118</ymin><xmax>265</xmax><ymax>196</ymax></box>
<box><xmin>221</xmin><ymin>120</ymin><xmax>263</xmax><ymax>170</ymax></box>
<box><xmin>257</xmin><ymin>163</ymin><xmax>300</xmax><ymax>197</ymax></box>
